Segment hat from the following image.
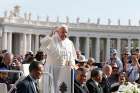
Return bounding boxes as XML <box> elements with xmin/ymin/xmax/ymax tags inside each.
<box><xmin>77</xmin><ymin>55</ymin><xmax>87</xmax><ymax>63</ymax></box>
<box><xmin>110</xmin><ymin>49</ymin><xmax>117</xmax><ymax>54</ymax></box>
<box><xmin>26</xmin><ymin>51</ymin><xmax>33</xmax><ymax>55</ymax></box>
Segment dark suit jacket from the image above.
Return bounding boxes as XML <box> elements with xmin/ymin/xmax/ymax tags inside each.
<box><xmin>86</xmin><ymin>79</ymin><xmax>103</xmax><ymax>93</ymax></box>
<box><xmin>16</xmin><ymin>75</ymin><xmax>37</xmax><ymax>93</ymax></box>
<box><xmin>101</xmin><ymin>77</ymin><xmax>111</xmax><ymax>93</ymax></box>
<box><xmin>74</xmin><ymin>80</ymin><xmax>89</xmax><ymax>93</ymax></box>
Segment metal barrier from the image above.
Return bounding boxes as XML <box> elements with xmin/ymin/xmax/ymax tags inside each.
<box><xmin>0</xmin><ymin>70</ymin><xmax>24</xmax><ymax>93</ymax></box>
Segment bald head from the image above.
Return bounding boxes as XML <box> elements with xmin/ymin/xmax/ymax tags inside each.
<box><xmin>87</xmin><ymin>57</ymin><xmax>95</xmax><ymax>66</ymax></box>
<box><xmin>103</xmin><ymin>64</ymin><xmax>112</xmax><ymax>77</ymax></box>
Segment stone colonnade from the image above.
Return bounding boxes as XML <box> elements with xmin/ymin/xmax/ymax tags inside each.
<box><xmin>1</xmin><ymin>31</ymin><xmax>140</xmax><ymax>63</ymax></box>
<box><xmin>2</xmin><ymin>32</ymin><xmax>40</xmax><ymax>55</ymax></box>
<box><xmin>70</xmin><ymin>36</ymin><xmax>140</xmax><ymax>63</ymax></box>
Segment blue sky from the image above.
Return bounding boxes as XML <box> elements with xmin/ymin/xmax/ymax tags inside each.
<box><xmin>0</xmin><ymin>0</ymin><xmax>140</xmax><ymax>25</ymax></box>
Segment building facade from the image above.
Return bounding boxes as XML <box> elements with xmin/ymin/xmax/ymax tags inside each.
<box><xmin>0</xmin><ymin>6</ymin><xmax>140</xmax><ymax>63</ymax></box>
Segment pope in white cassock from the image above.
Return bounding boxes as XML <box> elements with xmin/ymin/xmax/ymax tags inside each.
<box><xmin>40</xmin><ymin>25</ymin><xmax>77</xmax><ymax>93</ymax></box>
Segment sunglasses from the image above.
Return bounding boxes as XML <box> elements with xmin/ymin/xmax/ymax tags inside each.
<box><xmin>124</xmin><ymin>54</ymin><xmax>129</xmax><ymax>55</ymax></box>
<box><xmin>112</xmin><ymin>67</ymin><xmax>119</xmax><ymax>70</ymax></box>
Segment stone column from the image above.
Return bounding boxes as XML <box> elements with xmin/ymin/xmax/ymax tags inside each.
<box><xmin>117</xmin><ymin>38</ymin><xmax>121</xmax><ymax>58</ymax></box>
<box><xmin>35</xmin><ymin>34</ymin><xmax>39</xmax><ymax>53</ymax></box>
<box><xmin>128</xmin><ymin>39</ymin><xmax>131</xmax><ymax>53</ymax></box>
<box><xmin>2</xmin><ymin>32</ymin><xmax>7</xmax><ymax>50</ymax></box>
<box><xmin>22</xmin><ymin>33</ymin><xmax>27</xmax><ymax>55</ymax></box>
<box><xmin>85</xmin><ymin>37</ymin><xmax>90</xmax><ymax>58</ymax></box>
<box><xmin>26</xmin><ymin>34</ymin><xmax>32</xmax><ymax>52</ymax></box>
<box><xmin>106</xmin><ymin>37</ymin><xmax>110</xmax><ymax>60</ymax></box>
<box><xmin>7</xmin><ymin>32</ymin><xmax>12</xmax><ymax>53</ymax></box>
<box><xmin>138</xmin><ymin>39</ymin><xmax>140</xmax><ymax>49</ymax></box>
<box><xmin>96</xmin><ymin>37</ymin><xmax>100</xmax><ymax>63</ymax></box>
<box><xmin>76</xmin><ymin>36</ymin><xmax>80</xmax><ymax>50</ymax></box>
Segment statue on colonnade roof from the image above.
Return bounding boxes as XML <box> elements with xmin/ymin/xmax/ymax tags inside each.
<box><xmin>9</xmin><ymin>5</ymin><xmax>21</xmax><ymax>17</ymax></box>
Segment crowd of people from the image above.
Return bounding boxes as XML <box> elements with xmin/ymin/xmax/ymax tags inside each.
<box><xmin>0</xmin><ymin>50</ymin><xmax>45</xmax><ymax>92</ymax></box>
<box><xmin>74</xmin><ymin>48</ymin><xmax>140</xmax><ymax>93</ymax></box>
<box><xmin>0</xmin><ymin>24</ymin><xmax>140</xmax><ymax>93</ymax></box>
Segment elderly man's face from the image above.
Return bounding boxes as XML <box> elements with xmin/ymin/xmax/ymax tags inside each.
<box><xmin>76</xmin><ymin>50</ymin><xmax>81</xmax><ymax>59</ymax></box>
<box><xmin>4</xmin><ymin>53</ymin><xmax>13</xmax><ymax>66</ymax></box>
<box><xmin>57</xmin><ymin>27</ymin><xmax>68</xmax><ymax>40</ymax></box>
<box><xmin>104</xmin><ymin>67</ymin><xmax>112</xmax><ymax>77</ymax></box>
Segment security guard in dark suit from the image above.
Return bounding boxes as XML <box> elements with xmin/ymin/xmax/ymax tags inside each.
<box><xmin>86</xmin><ymin>69</ymin><xmax>103</xmax><ymax>93</ymax></box>
<box><xmin>16</xmin><ymin>61</ymin><xmax>44</xmax><ymax>93</ymax></box>
<box><xmin>74</xmin><ymin>68</ymin><xmax>89</xmax><ymax>93</ymax></box>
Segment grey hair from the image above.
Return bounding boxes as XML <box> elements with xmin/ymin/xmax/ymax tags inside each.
<box><xmin>58</xmin><ymin>24</ymin><xmax>69</xmax><ymax>32</ymax></box>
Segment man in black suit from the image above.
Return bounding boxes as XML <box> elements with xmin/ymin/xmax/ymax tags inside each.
<box><xmin>16</xmin><ymin>61</ymin><xmax>44</xmax><ymax>93</ymax></box>
<box><xmin>86</xmin><ymin>68</ymin><xmax>103</xmax><ymax>93</ymax></box>
<box><xmin>101</xmin><ymin>64</ymin><xmax>112</xmax><ymax>93</ymax></box>
<box><xmin>74</xmin><ymin>68</ymin><xmax>89</xmax><ymax>93</ymax></box>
